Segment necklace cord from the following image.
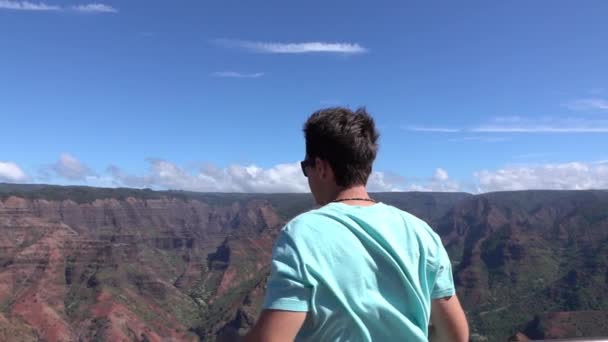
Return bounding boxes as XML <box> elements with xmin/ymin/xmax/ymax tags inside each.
<box><xmin>332</xmin><ymin>197</ymin><xmax>376</xmax><ymax>203</ymax></box>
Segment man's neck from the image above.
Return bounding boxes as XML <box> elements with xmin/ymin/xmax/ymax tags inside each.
<box><xmin>329</xmin><ymin>185</ymin><xmax>374</xmax><ymax>206</ymax></box>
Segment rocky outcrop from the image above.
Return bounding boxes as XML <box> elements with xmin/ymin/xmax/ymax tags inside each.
<box><xmin>1</xmin><ymin>185</ymin><xmax>607</xmax><ymax>341</ymax></box>
<box><xmin>521</xmin><ymin>311</ymin><xmax>608</xmax><ymax>339</ymax></box>
<box><xmin>438</xmin><ymin>191</ymin><xmax>608</xmax><ymax>341</ymax></box>
<box><xmin>0</xmin><ymin>192</ymin><xmax>283</xmax><ymax>341</ymax></box>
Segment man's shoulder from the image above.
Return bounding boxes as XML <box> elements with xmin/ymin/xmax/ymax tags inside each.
<box><xmin>281</xmin><ymin>203</ymin><xmax>441</xmax><ymax>242</ymax></box>
<box><xmin>381</xmin><ymin>204</ymin><xmax>443</xmax><ymax>243</ymax></box>
<box><xmin>282</xmin><ymin>207</ymin><xmax>332</xmax><ymax>235</ymax></box>
<box><xmin>284</xmin><ymin>203</ymin><xmax>426</xmax><ymax>229</ymax></box>
<box><xmin>380</xmin><ymin>203</ymin><xmax>433</xmax><ymax>228</ymax></box>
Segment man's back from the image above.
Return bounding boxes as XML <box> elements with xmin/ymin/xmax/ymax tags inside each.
<box><xmin>263</xmin><ymin>202</ymin><xmax>456</xmax><ymax>341</ymax></box>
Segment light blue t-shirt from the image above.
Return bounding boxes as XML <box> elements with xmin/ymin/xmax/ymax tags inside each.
<box><xmin>263</xmin><ymin>202</ymin><xmax>455</xmax><ymax>341</ymax></box>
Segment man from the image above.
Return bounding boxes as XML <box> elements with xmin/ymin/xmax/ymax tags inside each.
<box><xmin>241</xmin><ymin>107</ymin><xmax>468</xmax><ymax>341</ymax></box>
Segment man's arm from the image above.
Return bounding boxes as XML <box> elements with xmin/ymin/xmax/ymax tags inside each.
<box><xmin>429</xmin><ymin>295</ymin><xmax>469</xmax><ymax>342</ymax></box>
<box><xmin>224</xmin><ymin>229</ymin><xmax>309</xmax><ymax>342</ymax></box>
<box><xmin>241</xmin><ymin>309</ymin><xmax>307</xmax><ymax>342</ymax></box>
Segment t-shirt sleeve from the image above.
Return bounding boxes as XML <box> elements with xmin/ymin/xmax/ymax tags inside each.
<box><xmin>431</xmin><ymin>242</ymin><xmax>456</xmax><ymax>299</ymax></box>
<box><xmin>263</xmin><ymin>230</ymin><xmax>312</xmax><ymax>312</ymax></box>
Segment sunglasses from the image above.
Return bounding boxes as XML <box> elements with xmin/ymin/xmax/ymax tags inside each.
<box><xmin>300</xmin><ymin>159</ymin><xmax>315</xmax><ymax>177</ymax></box>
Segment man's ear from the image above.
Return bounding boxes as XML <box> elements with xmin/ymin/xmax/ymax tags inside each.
<box><xmin>314</xmin><ymin>157</ymin><xmax>326</xmax><ymax>179</ymax></box>
<box><xmin>316</xmin><ymin>158</ymin><xmax>333</xmax><ymax>181</ymax></box>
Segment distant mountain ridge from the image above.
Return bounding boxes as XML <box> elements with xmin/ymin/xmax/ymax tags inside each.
<box><xmin>0</xmin><ymin>183</ymin><xmax>606</xmax><ymax>341</ymax></box>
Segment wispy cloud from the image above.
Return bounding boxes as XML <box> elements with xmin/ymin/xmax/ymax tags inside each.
<box><xmin>0</xmin><ymin>0</ymin><xmax>117</xmax><ymax>13</ymax></box>
<box><xmin>588</xmin><ymin>88</ymin><xmax>605</xmax><ymax>95</ymax></box>
<box><xmin>448</xmin><ymin>136</ymin><xmax>509</xmax><ymax>143</ymax></box>
<box><xmin>513</xmin><ymin>153</ymin><xmax>555</xmax><ymax>160</ymax></box>
<box><xmin>320</xmin><ymin>99</ymin><xmax>342</xmax><ymax>105</ymax></box>
<box><xmin>472</xmin><ymin>126</ymin><xmax>608</xmax><ymax>133</ymax></box>
<box><xmin>403</xmin><ymin>126</ymin><xmax>461</xmax><ymax>133</ymax></box>
<box><xmin>71</xmin><ymin>3</ymin><xmax>117</xmax><ymax>13</ymax></box>
<box><xmin>0</xmin><ymin>0</ymin><xmax>60</xmax><ymax>11</ymax></box>
<box><xmin>472</xmin><ymin>116</ymin><xmax>608</xmax><ymax>133</ymax></box>
<box><xmin>211</xmin><ymin>71</ymin><xmax>264</xmax><ymax>78</ymax></box>
<box><xmin>565</xmin><ymin>98</ymin><xmax>608</xmax><ymax>111</ymax></box>
<box><xmin>405</xmin><ymin>116</ymin><xmax>608</xmax><ymax>134</ymax></box>
<box><xmin>215</xmin><ymin>39</ymin><xmax>368</xmax><ymax>54</ymax></box>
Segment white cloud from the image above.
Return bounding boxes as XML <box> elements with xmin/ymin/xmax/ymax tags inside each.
<box><xmin>216</xmin><ymin>39</ymin><xmax>368</xmax><ymax>54</ymax></box>
<box><xmin>52</xmin><ymin>154</ymin><xmax>93</xmax><ymax>180</ymax></box>
<box><xmin>396</xmin><ymin>168</ymin><xmax>463</xmax><ymax>192</ymax></box>
<box><xmin>565</xmin><ymin>98</ymin><xmax>608</xmax><ymax>111</ymax></box>
<box><xmin>0</xmin><ymin>1</ymin><xmax>117</xmax><ymax>13</ymax></box>
<box><xmin>433</xmin><ymin>168</ymin><xmax>449</xmax><ymax>182</ymax></box>
<box><xmin>71</xmin><ymin>3</ymin><xmax>117</xmax><ymax>13</ymax></box>
<box><xmin>0</xmin><ymin>0</ymin><xmax>60</xmax><ymax>11</ymax></box>
<box><xmin>0</xmin><ymin>161</ymin><xmax>27</xmax><ymax>182</ymax></box>
<box><xmin>17</xmin><ymin>157</ymin><xmax>608</xmax><ymax>194</ymax></box>
<box><xmin>109</xmin><ymin>160</ymin><xmax>309</xmax><ymax>193</ymax></box>
<box><xmin>106</xmin><ymin>160</ymin><xmax>413</xmax><ymax>193</ymax></box>
<box><xmin>417</xmin><ymin>168</ymin><xmax>461</xmax><ymax>192</ymax></box>
<box><xmin>211</xmin><ymin>71</ymin><xmax>264</xmax><ymax>78</ymax></box>
<box><xmin>406</xmin><ymin>181</ymin><xmax>462</xmax><ymax>192</ymax></box>
<box><xmin>474</xmin><ymin>161</ymin><xmax>608</xmax><ymax>192</ymax></box>
<box><xmin>105</xmin><ymin>160</ymin><xmax>466</xmax><ymax>194</ymax></box>
<box><xmin>403</xmin><ymin>162</ymin><xmax>608</xmax><ymax>193</ymax></box>
<box><xmin>367</xmin><ymin>172</ymin><xmax>405</xmax><ymax>192</ymax></box>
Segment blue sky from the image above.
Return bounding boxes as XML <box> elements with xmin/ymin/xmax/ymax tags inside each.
<box><xmin>1</xmin><ymin>0</ymin><xmax>607</xmax><ymax>192</ymax></box>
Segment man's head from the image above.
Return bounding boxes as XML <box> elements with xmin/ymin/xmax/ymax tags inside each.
<box><xmin>301</xmin><ymin>107</ymin><xmax>379</xmax><ymax>204</ymax></box>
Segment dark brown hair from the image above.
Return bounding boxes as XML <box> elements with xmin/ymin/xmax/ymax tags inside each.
<box><xmin>303</xmin><ymin>107</ymin><xmax>379</xmax><ymax>187</ymax></box>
